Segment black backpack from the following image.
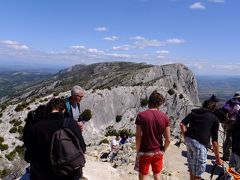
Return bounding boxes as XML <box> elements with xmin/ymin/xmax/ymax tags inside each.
<box><xmin>50</xmin><ymin>117</ymin><xmax>85</xmax><ymax>177</ymax></box>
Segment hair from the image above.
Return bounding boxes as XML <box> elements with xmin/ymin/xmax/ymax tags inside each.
<box><xmin>202</xmin><ymin>99</ymin><xmax>217</xmax><ymax>111</ymax></box>
<box><xmin>148</xmin><ymin>90</ymin><xmax>165</xmax><ymax>108</ymax></box>
<box><xmin>46</xmin><ymin>98</ymin><xmax>66</xmax><ymax>112</ymax></box>
<box><xmin>71</xmin><ymin>85</ymin><xmax>85</xmax><ymax>96</ymax></box>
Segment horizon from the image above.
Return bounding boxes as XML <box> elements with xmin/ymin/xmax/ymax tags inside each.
<box><xmin>0</xmin><ymin>0</ymin><xmax>240</xmax><ymax>75</ymax></box>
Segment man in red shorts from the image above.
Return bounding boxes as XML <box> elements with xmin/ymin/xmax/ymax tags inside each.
<box><xmin>135</xmin><ymin>90</ymin><xmax>171</xmax><ymax>180</ymax></box>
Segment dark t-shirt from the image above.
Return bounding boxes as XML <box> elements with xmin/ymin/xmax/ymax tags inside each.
<box><xmin>181</xmin><ymin>108</ymin><xmax>219</xmax><ymax>147</ymax></box>
<box><xmin>135</xmin><ymin>109</ymin><xmax>170</xmax><ymax>153</ymax></box>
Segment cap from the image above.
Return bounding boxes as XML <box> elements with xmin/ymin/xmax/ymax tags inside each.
<box><xmin>234</xmin><ymin>91</ymin><xmax>240</xmax><ymax>98</ymax></box>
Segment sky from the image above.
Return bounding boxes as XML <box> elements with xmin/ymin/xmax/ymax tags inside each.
<box><xmin>0</xmin><ymin>0</ymin><xmax>239</xmax><ymax>75</ymax></box>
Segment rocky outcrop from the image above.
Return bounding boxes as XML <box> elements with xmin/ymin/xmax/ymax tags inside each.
<box><xmin>0</xmin><ymin>62</ymin><xmax>200</xmax><ymax>177</ymax></box>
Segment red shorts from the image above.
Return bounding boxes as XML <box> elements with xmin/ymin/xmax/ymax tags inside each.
<box><xmin>139</xmin><ymin>154</ymin><xmax>163</xmax><ymax>175</ymax></box>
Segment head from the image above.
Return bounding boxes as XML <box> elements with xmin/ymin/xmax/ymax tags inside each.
<box><xmin>71</xmin><ymin>85</ymin><xmax>85</xmax><ymax>103</ymax></box>
<box><xmin>115</xmin><ymin>134</ymin><xmax>120</xmax><ymax>141</ymax></box>
<box><xmin>202</xmin><ymin>99</ymin><xmax>217</xmax><ymax>111</ymax></box>
<box><xmin>34</xmin><ymin>104</ymin><xmax>47</xmax><ymax>122</ymax></box>
<box><xmin>47</xmin><ymin>98</ymin><xmax>66</xmax><ymax>113</ymax></box>
<box><xmin>233</xmin><ymin>91</ymin><xmax>240</xmax><ymax>101</ymax></box>
<box><xmin>148</xmin><ymin>90</ymin><xmax>165</xmax><ymax>109</ymax></box>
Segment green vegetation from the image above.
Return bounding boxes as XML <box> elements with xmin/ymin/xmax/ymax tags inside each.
<box><xmin>5</xmin><ymin>151</ymin><xmax>16</xmax><ymax>161</ymax></box>
<box><xmin>179</xmin><ymin>94</ymin><xmax>184</xmax><ymax>99</ymax></box>
<box><xmin>119</xmin><ymin>128</ymin><xmax>135</xmax><ymax>137</ymax></box>
<box><xmin>116</xmin><ymin>115</ymin><xmax>122</xmax><ymax>123</ymax></box>
<box><xmin>167</xmin><ymin>89</ymin><xmax>175</xmax><ymax>96</ymax></box>
<box><xmin>0</xmin><ymin>168</ymin><xmax>11</xmax><ymax>178</ymax></box>
<box><xmin>0</xmin><ymin>143</ymin><xmax>9</xmax><ymax>151</ymax></box>
<box><xmin>15</xmin><ymin>145</ymin><xmax>25</xmax><ymax>158</ymax></box>
<box><xmin>140</xmin><ymin>98</ymin><xmax>149</xmax><ymax>107</ymax></box>
<box><xmin>105</xmin><ymin>126</ymin><xmax>117</xmax><ymax>136</ymax></box>
<box><xmin>81</xmin><ymin>109</ymin><xmax>92</xmax><ymax>121</ymax></box>
<box><xmin>99</xmin><ymin>138</ymin><xmax>109</xmax><ymax>145</ymax></box>
<box><xmin>9</xmin><ymin>127</ymin><xmax>18</xmax><ymax>133</ymax></box>
<box><xmin>15</xmin><ymin>101</ymin><xmax>30</xmax><ymax>112</ymax></box>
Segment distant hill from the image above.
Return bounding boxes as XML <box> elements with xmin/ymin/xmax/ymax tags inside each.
<box><xmin>197</xmin><ymin>75</ymin><xmax>240</xmax><ymax>105</ymax></box>
<box><xmin>0</xmin><ymin>71</ymin><xmax>52</xmax><ymax>98</ymax></box>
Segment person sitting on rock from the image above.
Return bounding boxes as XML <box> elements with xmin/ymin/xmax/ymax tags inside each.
<box><xmin>111</xmin><ymin>134</ymin><xmax>121</xmax><ymax>151</ymax></box>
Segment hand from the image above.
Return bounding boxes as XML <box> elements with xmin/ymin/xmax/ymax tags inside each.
<box><xmin>215</xmin><ymin>158</ymin><xmax>223</xmax><ymax>166</ymax></box>
<box><xmin>77</xmin><ymin>121</ymin><xmax>84</xmax><ymax>130</ymax></box>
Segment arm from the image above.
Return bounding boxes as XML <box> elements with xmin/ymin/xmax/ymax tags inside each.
<box><xmin>180</xmin><ymin>122</ymin><xmax>187</xmax><ymax>138</ymax></box>
<box><xmin>136</xmin><ymin>125</ymin><xmax>142</xmax><ymax>153</ymax></box>
<box><xmin>212</xmin><ymin>141</ymin><xmax>223</xmax><ymax>165</ymax></box>
<box><xmin>163</xmin><ymin>126</ymin><xmax>171</xmax><ymax>152</ymax></box>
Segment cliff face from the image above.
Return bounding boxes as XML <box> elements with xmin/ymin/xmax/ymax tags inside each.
<box><xmin>78</xmin><ymin>63</ymin><xmax>200</xmax><ymax>142</ymax></box>
<box><xmin>0</xmin><ymin>62</ymin><xmax>200</xmax><ymax>174</ymax></box>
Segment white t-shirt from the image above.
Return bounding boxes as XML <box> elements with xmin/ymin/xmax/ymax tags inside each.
<box><xmin>71</xmin><ymin>103</ymin><xmax>80</xmax><ymax>121</ymax></box>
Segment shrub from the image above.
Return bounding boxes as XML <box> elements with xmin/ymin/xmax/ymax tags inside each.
<box><xmin>0</xmin><ymin>105</ymin><xmax>6</xmax><ymax>112</ymax></box>
<box><xmin>130</xmin><ymin>118</ymin><xmax>134</xmax><ymax>122</ymax></box>
<box><xmin>15</xmin><ymin>101</ymin><xmax>29</xmax><ymax>112</ymax></box>
<box><xmin>99</xmin><ymin>138</ymin><xmax>109</xmax><ymax>145</ymax></box>
<box><xmin>9</xmin><ymin>119</ymin><xmax>17</xmax><ymax>124</ymax></box>
<box><xmin>5</xmin><ymin>151</ymin><xmax>16</xmax><ymax>161</ymax></box>
<box><xmin>116</xmin><ymin>115</ymin><xmax>122</xmax><ymax>123</ymax></box>
<box><xmin>81</xmin><ymin>109</ymin><xmax>92</xmax><ymax>121</ymax></box>
<box><xmin>53</xmin><ymin>92</ymin><xmax>59</xmax><ymax>96</ymax></box>
<box><xmin>0</xmin><ymin>143</ymin><xmax>8</xmax><ymax>151</ymax></box>
<box><xmin>0</xmin><ymin>136</ymin><xmax>4</xmax><ymax>143</ymax></box>
<box><xmin>105</xmin><ymin>126</ymin><xmax>117</xmax><ymax>136</ymax></box>
<box><xmin>17</xmin><ymin>126</ymin><xmax>24</xmax><ymax>134</ymax></box>
<box><xmin>9</xmin><ymin>127</ymin><xmax>17</xmax><ymax>133</ymax></box>
<box><xmin>13</xmin><ymin>120</ymin><xmax>22</xmax><ymax>127</ymax></box>
<box><xmin>119</xmin><ymin>128</ymin><xmax>135</xmax><ymax>138</ymax></box>
<box><xmin>179</xmin><ymin>94</ymin><xmax>184</xmax><ymax>99</ymax></box>
<box><xmin>0</xmin><ymin>113</ymin><xmax>2</xmax><ymax>118</ymax></box>
<box><xmin>167</xmin><ymin>89</ymin><xmax>175</xmax><ymax>96</ymax></box>
<box><xmin>140</xmin><ymin>98</ymin><xmax>149</xmax><ymax>107</ymax></box>
<box><xmin>15</xmin><ymin>145</ymin><xmax>25</xmax><ymax>158</ymax></box>
<box><xmin>0</xmin><ymin>168</ymin><xmax>11</xmax><ymax>178</ymax></box>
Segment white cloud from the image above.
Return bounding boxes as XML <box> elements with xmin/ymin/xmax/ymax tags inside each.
<box><xmin>104</xmin><ymin>36</ymin><xmax>119</xmax><ymax>41</ymax></box>
<box><xmin>166</xmin><ymin>38</ymin><xmax>186</xmax><ymax>44</ymax></box>
<box><xmin>131</xmin><ymin>36</ymin><xmax>145</xmax><ymax>40</ymax></box>
<box><xmin>156</xmin><ymin>50</ymin><xmax>169</xmax><ymax>54</ymax></box>
<box><xmin>134</xmin><ymin>38</ymin><xmax>163</xmax><ymax>48</ymax></box>
<box><xmin>208</xmin><ymin>0</ymin><xmax>225</xmax><ymax>3</ymax></box>
<box><xmin>1</xmin><ymin>40</ymin><xmax>29</xmax><ymax>50</ymax></box>
<box><xmin>70</xmin><ymin>45</ymin><xmax>86</xmax><ymax>49</ymax></box>
<box><xmin>112</xmin><ymin>45</ymin><xmax>133</xmax><ymax>51</ymax></box>
<box><xmin>95</xmin><ymin>26</ymin><xmax>108</xmax><ymax>32</ymax></box>
<box><xmin>87</xmin><ymin>48</ymin><xmax>104</xmax><ymax>54</ymax></box>
<box><xmin>189</xmin><ymin>2</ymin><xmax>206</xmax><ymax>10</ymax></box>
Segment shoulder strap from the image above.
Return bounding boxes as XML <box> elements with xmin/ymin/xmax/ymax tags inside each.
<box><xmin>63</xmin><ymin>117</ymin><xmax>72</xmax><ymax>128</ymax></box>
<box><xmin>66</xmin><ymin>97</ymin><xmax>71</xmax><ymax>114</ymax></box>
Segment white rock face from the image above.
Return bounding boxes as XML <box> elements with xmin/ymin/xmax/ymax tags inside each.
<box><xmin>0</xmin><ymin>63</ymin><xmax>200</xmax><ymax>177</ymax></box>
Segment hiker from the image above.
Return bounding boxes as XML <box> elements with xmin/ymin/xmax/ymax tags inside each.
<box><xmin>111</xmin><ymin>134</ymin><xmax>121</xmax><ymax>151</ymax></box>
<box><xmin>231</xmin><ymin>112</ymin><xmax>240</xmax><ymax>171</ymax></box>
<box><xmin>23</xmin><ymin>104</ymin><xmax>46</xmax><ymax>163</ymax></box>
<box><xmin>222</xmin><ymin>91</ymin><xmax>240</xmax><ymax>161</ymax></box>
<box><xmin>119</xmin><ymin>133</ymin><xmax>128</xmax><ymax>145</ymax></box>
<box><xmin>65</xmin><ymin>85</ymin><xmax>85</xmax><ymax>129</ymax></box>
<box><xmin>28</xmin><ymin>98</ymin><xmax>86</xmax><ymax>180</ymax></box>
<box><xmin>180</xmin><ymin>98</ymin><xmax>223</xmax><ymax>180</ymax></box>
<box><xmin>135</xmin><ymin>90</ymin><xmax>171</xmax><ymax>180</ymax></box>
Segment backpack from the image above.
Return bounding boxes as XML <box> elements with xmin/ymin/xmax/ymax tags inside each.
<box><xmin>50</xmin><ymin>117</ymin><xmax>85</xmax><ymax>177</ymax></box>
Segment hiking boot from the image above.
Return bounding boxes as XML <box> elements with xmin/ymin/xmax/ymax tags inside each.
<box><xmin>80</xmin><ymin>176</ymin><xmax>88</xmax><ymax>180</ymax></box>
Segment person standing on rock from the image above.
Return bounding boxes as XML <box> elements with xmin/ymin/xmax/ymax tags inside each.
<box><xmin>135</xmin><ymin>90</ymin><xmax>171</xmax><ymax>180</ymax></box>
<box><xmin>65</xmin><ymin>85</ymin><xmax>85</xmax><ymax>129</ymax></box>
<box><xmin>180</xmin><ymin>98</ymin><xmax>223</xmax><ymax>180</ymax></box>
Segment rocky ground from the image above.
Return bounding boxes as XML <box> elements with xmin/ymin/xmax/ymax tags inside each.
<box><xmin>82</xmin><ymin>138</ymin><xmax>224</xmax><ymax>180</ymax></box>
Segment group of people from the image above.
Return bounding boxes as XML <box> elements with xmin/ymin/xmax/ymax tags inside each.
<box><xmin>135</xmin><ymin>91</ymin><xmax>240</xmax><ymax>180</ymax></box>
<box><xmin>22</xmin><ymin>85</ymin><xmax>240</xmax><ymax>180</ymax></box>
<box><xmin>23</xmin><ymin>85</ymin><xmax>87</xmax><ymax>180</ymax></box>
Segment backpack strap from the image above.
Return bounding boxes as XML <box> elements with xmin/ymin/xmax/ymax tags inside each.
<box><xmin>65</xmin><ymin>97</ymin><xmax>71</xmax><ymax>115</ymax></box>
<box><xmin>63</xmin><ymin>117</ymin><xmax>72</xmax><ymax>128</ymax></box>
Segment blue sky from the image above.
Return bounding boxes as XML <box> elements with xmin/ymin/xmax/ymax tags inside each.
<box><xmin>0</xmin><ymin>0</ymin><xmax>239</xmax><ymax>75</ymax></box>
